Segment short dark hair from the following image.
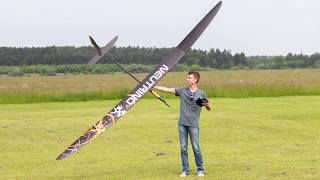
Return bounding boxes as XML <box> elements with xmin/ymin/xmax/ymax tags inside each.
<box><xmin>188</xmin><ymin>71</ymin><xmax>200</xmax><ymax>83</ymax></box>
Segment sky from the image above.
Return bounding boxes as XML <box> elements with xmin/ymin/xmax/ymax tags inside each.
<box><xmin>0</xmin><ymin>0</ymin><xmax>319</xmax><ymax>56</ymax></box>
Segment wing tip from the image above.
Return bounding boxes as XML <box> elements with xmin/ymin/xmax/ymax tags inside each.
<box><xmin>56</xmin><ymin>154</ymin><xmax>65</xmax><ymax>160</ymax></box>
<box><xmin>214</xmin><ymin>1</ymin><xmax>223</xmax><ymax>10</ymax></box>
<box><xmin>112</xmin><ymin>35</ymin><xmax>119</xmax><ymax>43</ymax></box>
<box><xmin>218</xmin><ymin>1</ymin><xmax>222</xmax><ymax>8</ymax></box>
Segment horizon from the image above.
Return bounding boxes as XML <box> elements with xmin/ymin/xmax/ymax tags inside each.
<box><xmin>0</xmin><ymin>45</ymin><xmax>318</xmax><ymax>57</ymax></box>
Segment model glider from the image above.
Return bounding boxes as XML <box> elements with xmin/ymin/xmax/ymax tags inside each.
<box><xmin>56</xmin><ymin>1</ymin><xmax>222</xmax><ymax>160</ymax></box>
<box><xmin>87</xmin><ymin>36</ymin><xmax>171</xmax><ymax>108</ymax></box>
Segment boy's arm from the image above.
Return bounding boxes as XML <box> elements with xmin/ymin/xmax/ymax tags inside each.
<box><xmin>154</xmin><ymin>86</ymin><xmax>176</xmax><ymax>94</ymax></box>
<box><xmin>202</xmin><ymin>92</ymin><xmax>211</xmax><ymax>111</ymax></box>
<box><xmin>203</xmin><ymin>102</ymin><xmax>211</xmax><ymax>111</ymax></box>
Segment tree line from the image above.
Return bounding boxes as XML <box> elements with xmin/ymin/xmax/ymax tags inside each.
<box><xmin>0</xmin><ymin>46</ymin><xmax>319</xmax><ymax>69</ymax></box>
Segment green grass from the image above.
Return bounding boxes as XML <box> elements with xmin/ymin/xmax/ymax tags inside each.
<box><xmin>0</xmin><ymin>90</ymin><xmax>129</xmax><ymax>104</ymax></box>
<box><xmin>2</xmin><ymin>86</ymin><xmax>320</xmax><ymax>104</ymax></box>
<box><xmin>206</xmin><ymin>86</ymin><xmax>320</xmax><ymax>98</ymax></box>
<box><xmin>0</xmin><ymin>96</ymin><xmax>319</xmax><ymax>179</ymax></box>
<box><xmin>2</xmin><ymin>69</ymin><xmax>320</xmax><ymax>104</ymax></box>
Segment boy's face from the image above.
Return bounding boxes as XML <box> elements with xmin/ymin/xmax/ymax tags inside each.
<box><xmin>187</xmin><ymin>74</ymin><xmax>198</xmax><ymax>86</ymax></box>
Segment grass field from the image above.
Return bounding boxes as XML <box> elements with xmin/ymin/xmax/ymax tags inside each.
<box><xmin>1</xmin><ymin>69</ymin><xmax>320</xmax><ymax>103</ymax></box>
<box><xmin>0</xmin><ymin>96</ymin><xmax>319</xmax><ymax>179</ymax></box>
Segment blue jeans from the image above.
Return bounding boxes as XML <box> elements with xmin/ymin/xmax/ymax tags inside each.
<box><xmin>178</xmin><ymin>124</ymin><xmax>204</xmax><ymax>173</ymax></box>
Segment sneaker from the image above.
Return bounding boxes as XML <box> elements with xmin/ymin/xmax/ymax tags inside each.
<box><xmin>197</xmin><ymin>170</ymin><xmax>204</xmax><ymax>177</ymax></box>
<box><xmin>180</xmin><ymin>171</ymin><xmax>189</xmax><ymax>177</ymax></box>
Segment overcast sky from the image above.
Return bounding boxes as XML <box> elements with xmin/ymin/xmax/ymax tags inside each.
<box><xmin>0</xmin><ymin>0</ymin><xmax>319</xmax><ymax>55</ymax></box>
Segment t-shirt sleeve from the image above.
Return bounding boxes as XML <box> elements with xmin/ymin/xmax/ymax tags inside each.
<box><xmin>175</xmin><ymin>87</ymin><xmax>184</xmax><ymax>96</ymax></box>
<box><xmin>203</xmin><ymin>91</ymin><xmax>208</xmax><ymax>100</ymax></box>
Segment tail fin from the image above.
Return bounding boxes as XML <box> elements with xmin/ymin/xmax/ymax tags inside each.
<box><xmin>89</xmin><ymin>35</ymin><xmax>102</xmax><ymax>56</ymax></box>
<box><xmin>87</xmin><ymin>36</ymin><xmax>118</xmax><ymax>66</ymax></box>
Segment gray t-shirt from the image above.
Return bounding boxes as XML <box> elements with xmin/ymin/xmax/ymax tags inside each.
<box><xmin>175</xmin><ymin>87</ymin><xmax>208</xmax><ymax>127</ymax></box>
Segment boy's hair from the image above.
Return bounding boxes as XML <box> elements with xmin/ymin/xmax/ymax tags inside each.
<box><xmin>188</xmin><ymin>71</ymin><xmax>200</xmax><ymax>83</ymax></box>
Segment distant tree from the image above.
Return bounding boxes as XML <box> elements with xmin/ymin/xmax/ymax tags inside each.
<box><xmin>233</xmin><ymin>52</ymin><xmax>247</xmax><ymax>66</ymax></box>
<box><xmin>0</xmin><ymin>46</ymin><xmax>319</xmax><ymax>70</ymax></box>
